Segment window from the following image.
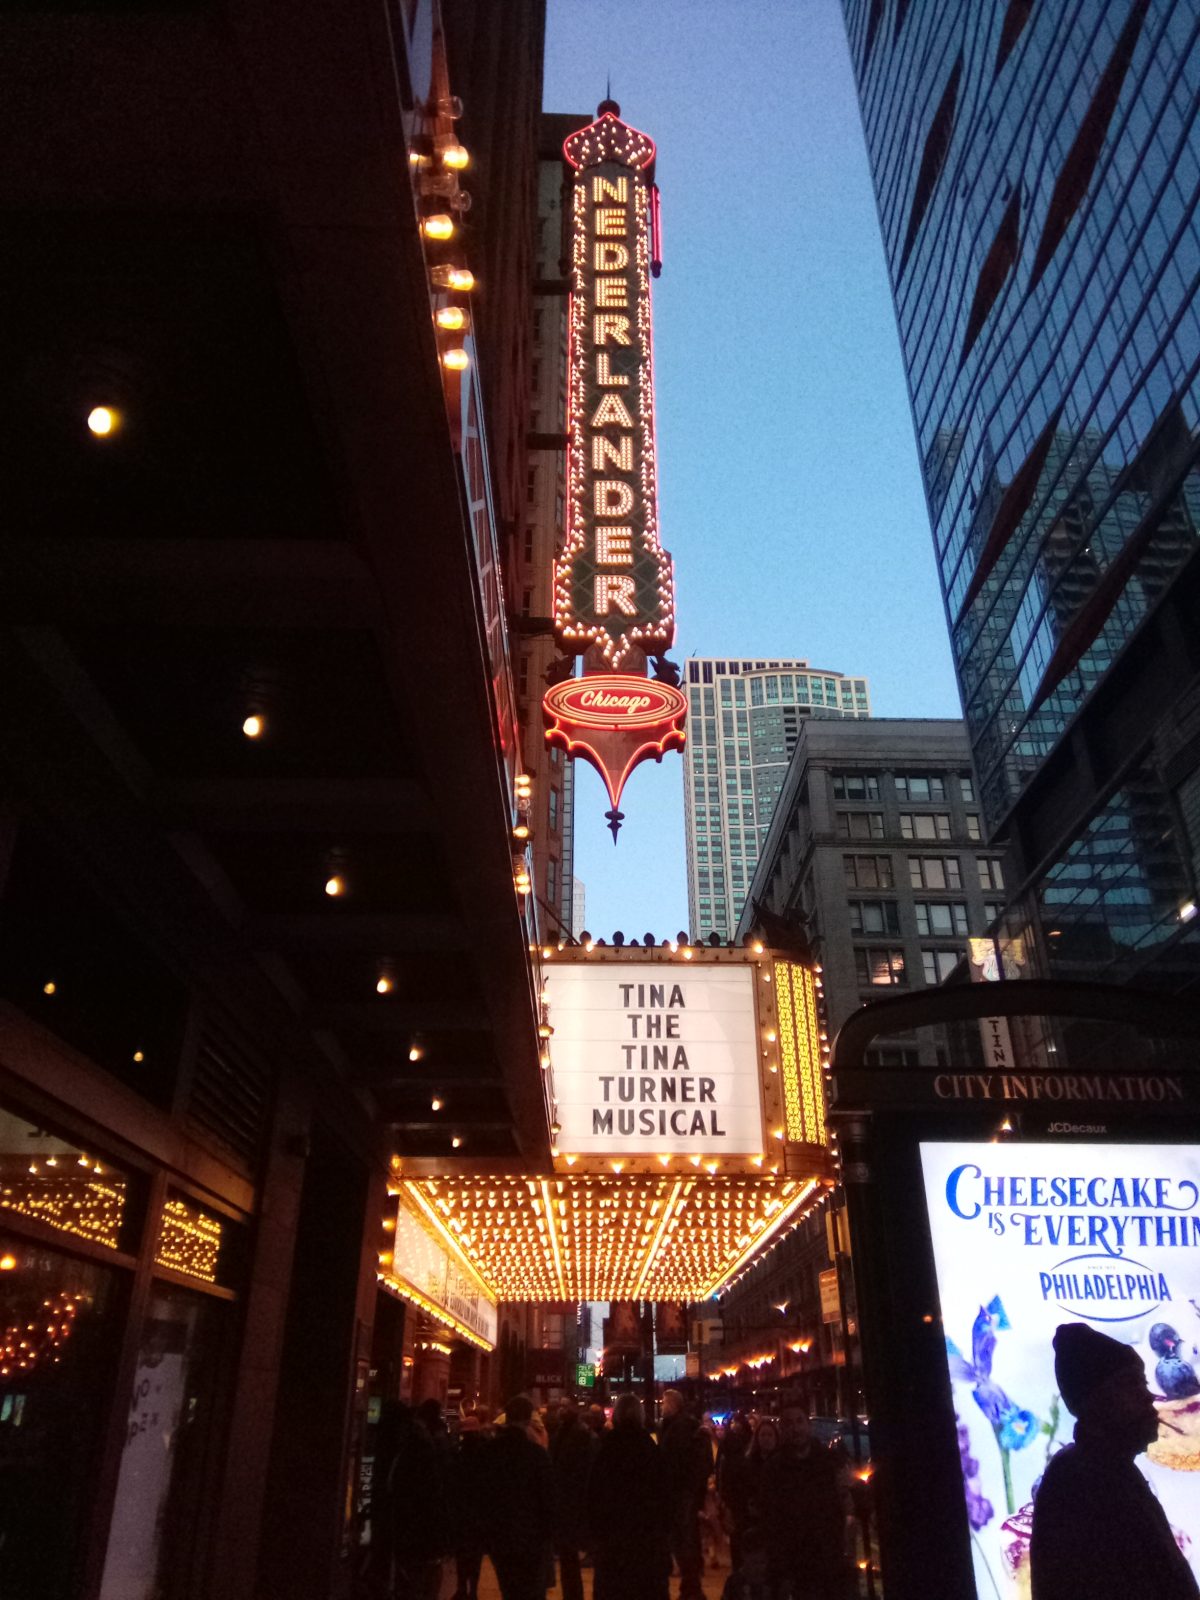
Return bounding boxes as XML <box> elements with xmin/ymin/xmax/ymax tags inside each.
<box><xmin>900</xmin><ymin>813</ymin><xmax>951</xmax><ymax>841</ymax></box>
<box><xmin>959</xmin><ymin>774</ymin><xmax>976</xmax><ymax>803</ymax></box>
<box><xmin>855</xmin><ymin>948</ymin><xmax>906</xmax><ymax>986</ymax></box>
<box><xmin>908</xmin><ymin>856</ymin><xmax>961</xmax><ymax>890</ymax></box>
<box><xmin>548</xmin><ymin>788</ymin><xmax>559</xmax><ymax>830</ymax></box>
<box><xmin>960</xmin><ymin>185</ymin><xmax>1021</xmax><ymax>363</ymax></box>
<box><xmin>895</xmin><ymin>774</ymin><xmax>945</xmax><ymax>803</ymax></box>
<box><xmin>547</xmin><ymin>857</ymin><xmax>558</xmax><ymax>902</ymax></box>
<box><xmin>844</xmin><ymin>855</ymin><xmax>894</xmax><ymax>889</ymax></box>
<box><xmin>900</xmin><ymin>56</ymin><xmax>961</xmax><ymax>273</ymax></box>
<box><xmin>865</xmin><ymin>1046</ymin><xmax>921</xmax><ymax>1067</ymax></box>
<box><xmin>978</xmin><ymin>858</ymin><xmax>1005</xmax><ymax>890</ymax></box>
<box><xmin>922</xmin><ymin>949</ymin><xmax>960</xmax><ymax>984</ymax></box>
<box><xmin>837</xmin><ymin>812</ymin><xmax>885</xmax><ymax>840</ymax></box>
<box><xmin>915</xmin><ymin>902</ymin><xmax>968</xmax><ymax>937</ymax></box>
<box><xmin>832</xmin><ymin>772</ymin><xmax>880</xmax><ymax>800</ymax></box>
<box><xmin>849</xmin><ymin>900</ymin><xmax>901</xmax><ymax>935</ymax></box>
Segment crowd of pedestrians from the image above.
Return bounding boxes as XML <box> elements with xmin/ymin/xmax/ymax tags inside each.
<box><xmin>363</xmin><ymin>1390</ymin><xmax>857</xmax><ymax>1600</ymax></box>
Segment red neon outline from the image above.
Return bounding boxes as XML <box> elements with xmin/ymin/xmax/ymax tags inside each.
<box><xmin>555</xmin><ymin>130</ymin><xmax>673</xmax><ymax>669</ymax></box>
<box><xmin>541</xmin><ymin>676</ymin><xmax>687</xmax><ymax>811</ymax></box>
<box><xmin>543</xmin><ymin>677</ymin><xmax>685</xmax><ymax>728</ymax></box>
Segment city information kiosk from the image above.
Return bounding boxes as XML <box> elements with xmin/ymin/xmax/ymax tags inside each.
<box><xmin>829</xmin><ymin>980</ymin><xmax>1200</xmax><ymax>1600</ymax></box>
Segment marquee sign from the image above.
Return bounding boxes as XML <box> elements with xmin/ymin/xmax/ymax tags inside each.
<box><xmin>543</xmin><ymin>101</ymin><xmax>684</xmax><ymax>835</ymax></box>
<box><xmin>539</xmin><ymin>944</ymin><xmax>830</xmax><ymax>1173</ymax></box>
<box><xmin>547</xmin><ymin>960</ymin><xmax>762</xmax><ymax>1155</ymax></box>
<box><xmin>557</xmin><ymin>104</ymin><xmax>673</xmax><ymax>665</ymax></box>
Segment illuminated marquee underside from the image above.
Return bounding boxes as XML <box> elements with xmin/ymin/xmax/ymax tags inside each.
<box><xmin>401</xmin><ymin>1172</ymin><xmax>824</xmax><ymax>1303</ymax></box>
<box><xmin>556</xmin><ymin>108</ymin><xmax>674</xmax><ymax>668</ymax></box>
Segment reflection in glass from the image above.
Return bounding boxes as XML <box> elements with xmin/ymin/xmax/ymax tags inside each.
<box><xmin>0</xmin><ymin>1236</ymin><xmax>125</xmax><ymax>1599</ymax></box>
<box><xmin>155</xmin><ymin>1195</ymin><xmax>224</xmax><ymax>1287</ymax></box>
<box><xmin>0</xmin><ymin>1104</ymin><xmax>128</xmax><ymax>1250</ymax></box>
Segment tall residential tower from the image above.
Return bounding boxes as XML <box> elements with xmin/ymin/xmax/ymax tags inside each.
<box><xmin>683</xmin><ymin>657</ymin><xmax>870</xmax><ymax>938</ymax></box>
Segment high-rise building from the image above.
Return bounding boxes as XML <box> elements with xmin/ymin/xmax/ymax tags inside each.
<box><xmin>509</xmin><ymin>112</ymin><xmax>589</xmax><ymax>939</ymax></box>
<box><xmin>683</xmin><ymin>657</ymin><xmax>871</xmax><ymax>938</ymax></box>
<box><xmin>736</xmin><ymin>718</ymin><xmax>1005</xmax><ymax>1062</ymax></box>
<box><xmin>842</xmin><ymin>1</ymin><xmax>1200</xmax><ymax>1018</ymax></box>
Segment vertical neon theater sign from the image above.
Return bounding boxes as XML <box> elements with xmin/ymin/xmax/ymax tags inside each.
<box><xmin>542</xmin><ymin>100</ymin><xmax>686</xmax><ymax>839</ymax></box>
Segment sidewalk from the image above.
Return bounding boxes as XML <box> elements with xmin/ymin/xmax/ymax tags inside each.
<box><xmin>473</xmin><ymin>1556</ymin><xmax>730</xmax><ymax>1599</ymax></box>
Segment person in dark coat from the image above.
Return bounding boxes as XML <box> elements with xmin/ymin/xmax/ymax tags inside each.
<box><xmin>1030</xmin><ymin>1322</ymin><xmax>1200</xmax><ymax>1600</ymax></box>
<box><xmin>550</xmin><ymin>1400</ymin><xmax>598</xmax><ymax>1600</ymax></box>
<box><xmin>385</xmin><ymin>1402</ymin><xmax>451</xmax><ymax>1600</ymax></box>
<box><xmin>659</xmin><ymin>1389</ymin><xmax>712</xmax><ymax>1600</ymax></box>
<box><xmin>481</xmin><ymin>1394</ymin><xmax>555</xmax><ymax>1600</ymax></box>
<box><xmin>451</xmin><ymin>1415</ymin><xmax>489</xmax><ymax>1600</ymax></box>
<box><xmin>716</xmin><ymin>1414</ymin><xmax>753</xmax><ymax>1575</ymax></box>
<box><xmin>761</xmin><ymin>1406</ymin><xmax>851</xmax><ymax>1600</ymax></box>
<box><xmin>587</xmin><ymin>1392</ymin><xmax>672</xmax><ymax>1600</ymax></box>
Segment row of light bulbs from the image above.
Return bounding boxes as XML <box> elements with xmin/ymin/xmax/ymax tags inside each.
<box><xmin>412</xmin><ymin>98</ymin><xmax>477</xmax><ymax>374</ymax></box>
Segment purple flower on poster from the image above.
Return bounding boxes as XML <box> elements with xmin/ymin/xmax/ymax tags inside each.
<box><xmin>957</xmin><ymin>1415</ymin><xmax>994</xmax><ymax>1530</ymax></box>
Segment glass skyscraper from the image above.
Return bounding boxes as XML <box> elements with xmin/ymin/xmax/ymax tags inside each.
<box><xmin>843</xmin><ymin>0</ymin><xmax>1200</xmax><ymax>1000</ymax></box>
<box><xmin>683</xmin><ymin>657</ymin><xmax>870</xmax><ymax>937</ymax></box>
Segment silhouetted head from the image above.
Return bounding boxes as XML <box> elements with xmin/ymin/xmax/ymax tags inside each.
<box><xmin>612</xmin><ymin>1392</ymin><xmax>645</xmax><ymax>1432</ymax></box>
<box><xmin>506</xmin><ymin>1393</ymin><xmax>535</xmax><ymax>1427</ymax></box>
<box><xmin>1054</xmin><ymin>1322</ymin><xmax>1158</xmax><ymax>1452</ymax></box>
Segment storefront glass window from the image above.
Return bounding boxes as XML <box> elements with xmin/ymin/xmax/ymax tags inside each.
<box><xmin>99</xmin><ymin>1281</ymin><xmax>226</xmax><ymax>1600</ymax></box>
<box><xmin>0</xmin><ymin>1235</ymin><xmax>127</xmax><ymax>1599</ymax></box>
<box><xmin>0</xmin><ymin>1104</ymin><xmax>134</xmax><ymax>1253</ymax></box>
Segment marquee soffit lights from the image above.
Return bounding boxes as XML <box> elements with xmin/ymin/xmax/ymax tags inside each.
<box><xmin>396</xmin><ymin>1172</ymin><xmax>822</xmax><ymax>1304</ymax></box>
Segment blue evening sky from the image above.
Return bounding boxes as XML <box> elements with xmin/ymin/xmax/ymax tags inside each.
<box><xmin>543</xmin><ymin>0</ymin><xmax>961</xmax><ymax>941</ymax></box>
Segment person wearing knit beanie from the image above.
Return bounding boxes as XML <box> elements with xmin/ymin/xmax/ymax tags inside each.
<box><xmin>1030</xmin><ymin>1322</ymin><xmax>1198</xmax><ymax>1600</ymax></box>
<box><xmin>1053</xmin><ymin>1322</ymin><xmax>1148</xmax><ymax>1419</ymax></box>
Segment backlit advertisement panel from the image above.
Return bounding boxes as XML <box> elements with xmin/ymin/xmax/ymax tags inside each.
<box><xmin>920</xmin><ymin>1142</ymin><xmax>1200</xmax><ymax>1597</ymax></box>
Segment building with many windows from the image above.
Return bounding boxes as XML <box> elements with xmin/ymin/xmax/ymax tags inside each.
<box><xmin>0</xmin><ymin>2</ymin><xmax>551</xmax><ymax>1594</ymax></box>
<box><xmin>736</xmin><ymin>719</ymin><xmax>1006</xmax><ymax>1063</ymax></box>
<box><xmin>683</xmin><ymin>658</ymin><xmax>870</xmax><ymax>938</ymax></box>
<box><xmin>841</xmin><ymin>1</ymin><xmax>1200</xmax><ymax>1029</ymax></box>
<box><xmin>506</xmin><ymin>111</ymin><xmax>590</xmax><ymax>939</ymax></box>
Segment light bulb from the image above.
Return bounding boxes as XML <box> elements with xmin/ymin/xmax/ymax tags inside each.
<box><xmin>376</xmin><ymin>975</ymin><xmax>393</xmax><ymax>995</ymax></box>
<box><xmin>242</xmin><ymin>713</ymin><xmax>264</xmax><ymax>739</ymax></box>
<box><xmin>325</xmin><ymin>875</ymin><xmax>345</xmax><ymax>897</ymax></box>
<box><xmin>422</xmin><ymin>214</ymin><xmax>455</xmax><ymax>241</ymax></box>
<box><xmin>442</xmin><ymin>348</ymin><xmax>469</xmax><ymax>371</ymax></box>
<box><xmin>435</xmin><ymin>306</ymin><xmax>468</xmax><ymax>331</ymax></box>
<box><xmin>441</xmin><ymin>143</ymin><xmax>469</xmax><ymax>170</ymax></box>
<box><xmin>87</xmin><ymin>405</ymin><xmax>120</xmax><ymax>437</ymax></box>
<box><xmin>42</xmin><ymin>981</ymin><xmax>56</xmax><ymax>996</ymax></box>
